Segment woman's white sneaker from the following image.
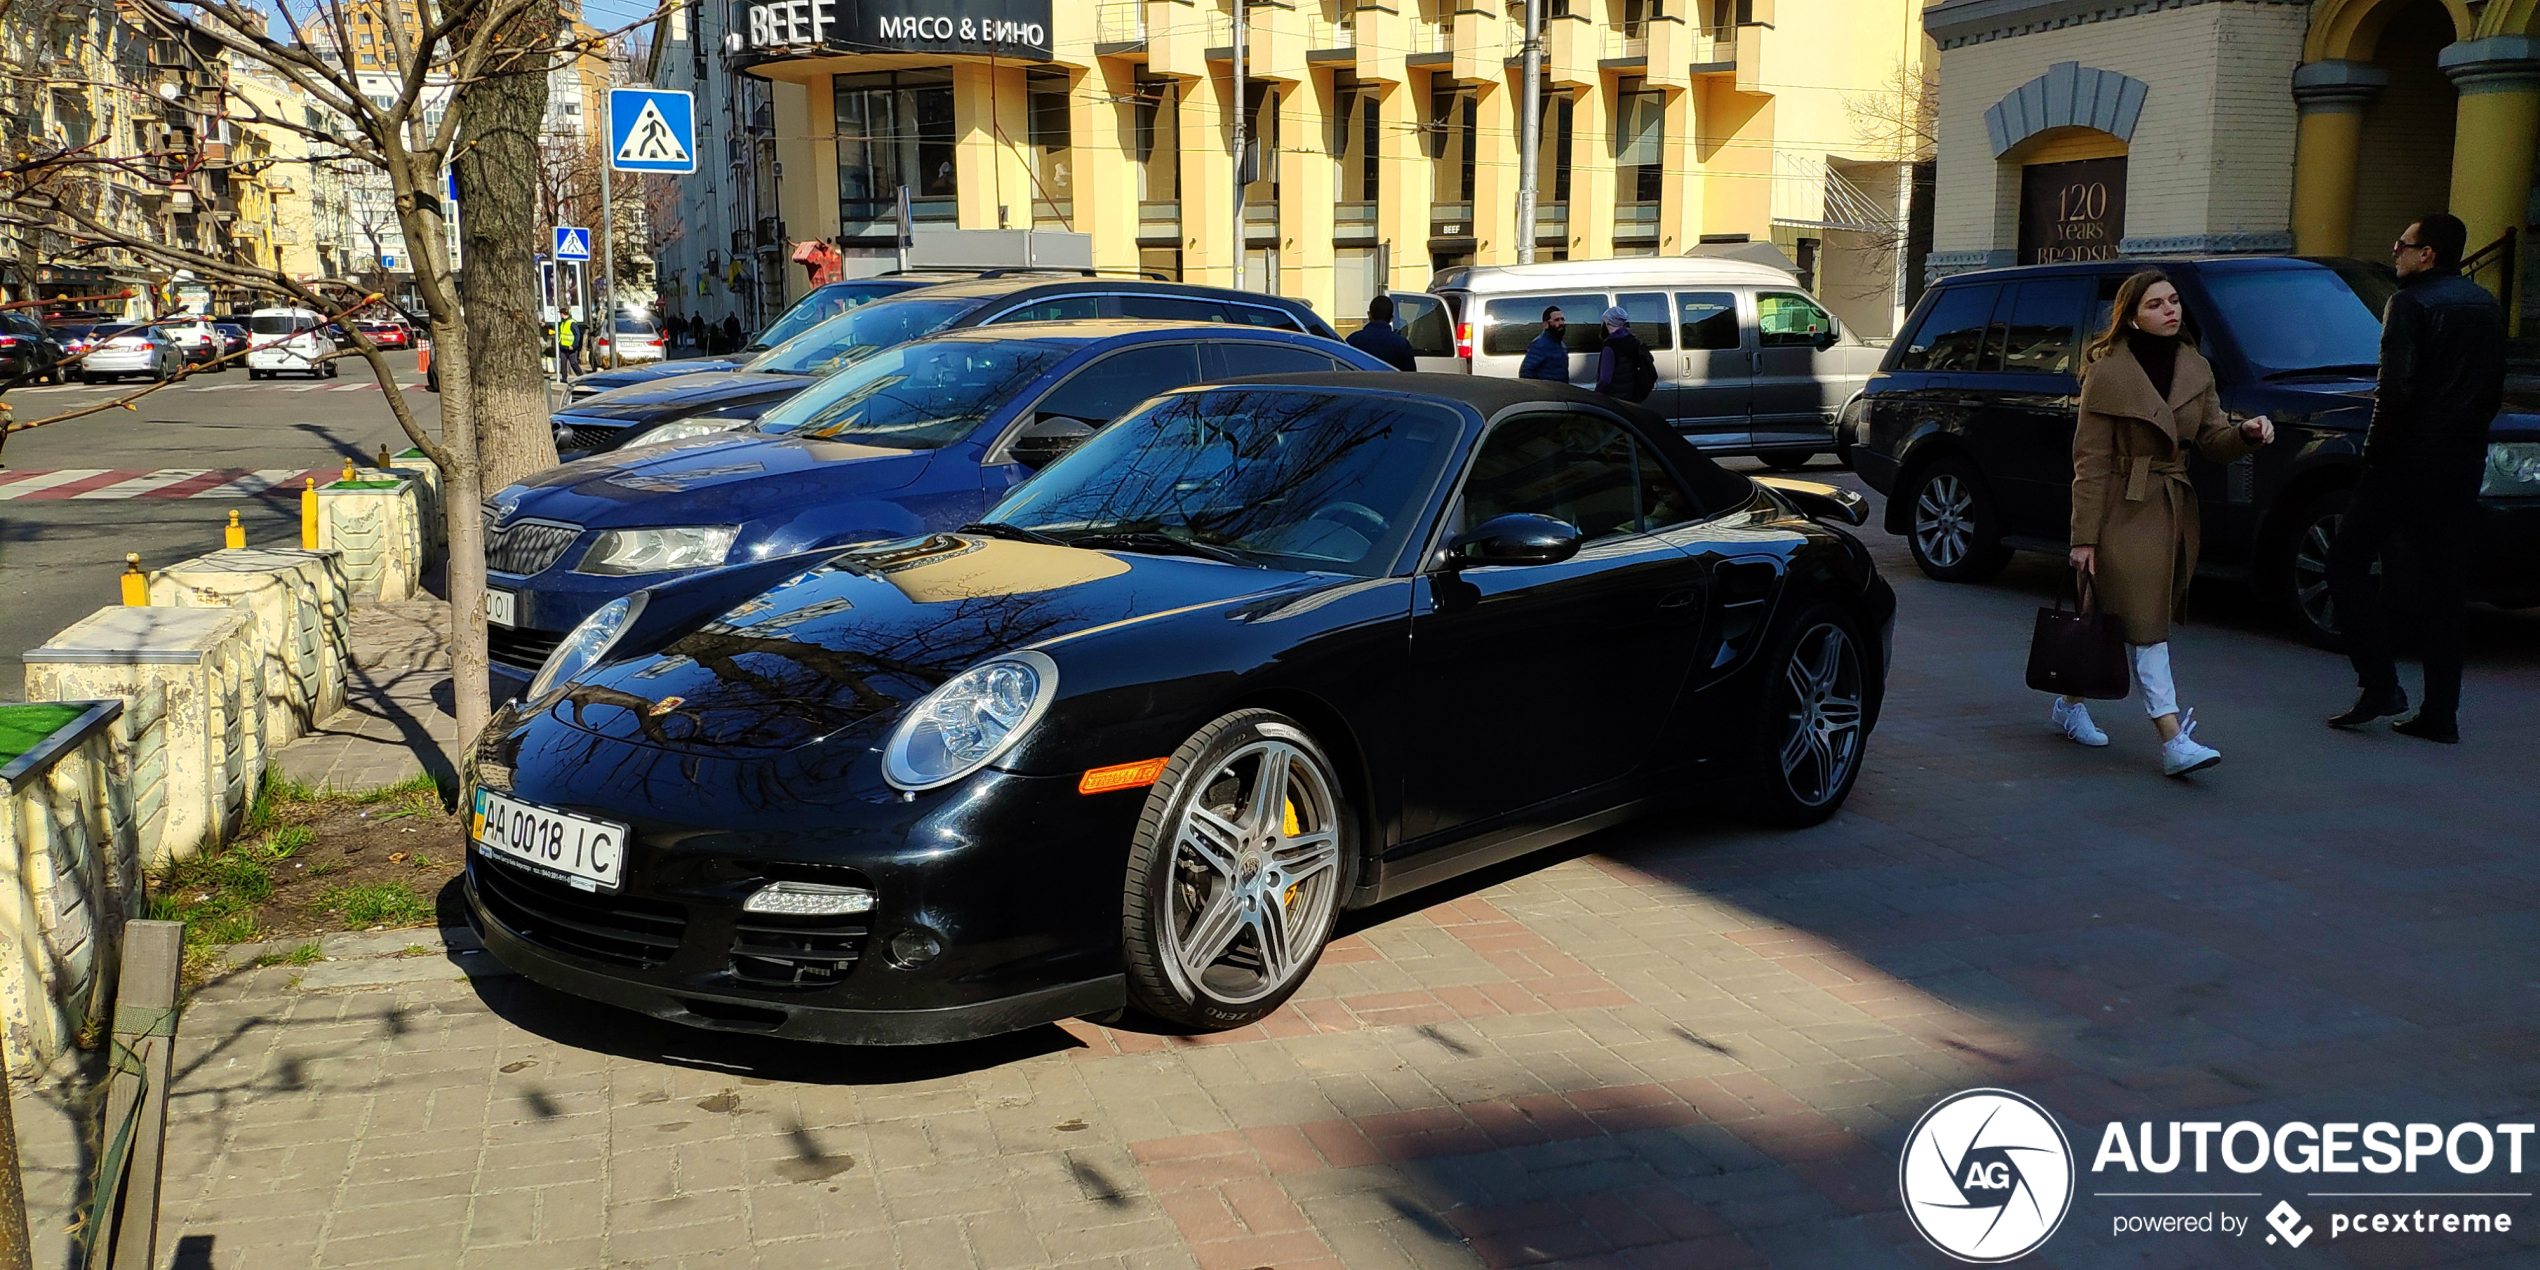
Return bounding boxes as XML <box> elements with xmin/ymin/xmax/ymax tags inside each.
<box><xmin>2161</xmin><ymin>710</ymin><xmax>2222</xmax><ymax>776</ymax></box>
<box><xmin>2052</xmin><ymin>698</ymin><xmax>2110</xmax><ymax>747</ymax></box>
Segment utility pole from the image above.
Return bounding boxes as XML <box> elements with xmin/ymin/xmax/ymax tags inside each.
<box><xmin>1230</xmin><ymin>0</ymin><xmax>1248</xmax><ymax>293</ymax></box>
<box><xmin>1516</xmin><ymin>0</ymin><xmax>1543</xmax><ymax>265</ymax></box>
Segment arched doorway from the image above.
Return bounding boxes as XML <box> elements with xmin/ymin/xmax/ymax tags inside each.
<box><xmin>1980</xmin><ymin>62</ymin><xmax>2145</xmax><ymax>265</ymax></box>
<box><xmin>2352</xmin><ymin>0</ymin><xmax>2460</xmax><ymax>256</ymax></box>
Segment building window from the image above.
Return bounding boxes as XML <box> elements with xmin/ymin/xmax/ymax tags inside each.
<box><xmin>1134</xmin><ymin>79</ymin><xmax>1179</xmax><ymax>240</ymax></box>
<box><xmin>1615</xmin><ymin>77</ymin><xmax>1663</xmax><ymax>241</ymax></box>
<box><xmin>1429</xmin><ymin>81</ymin><xmax>1476</xmax><ymax>229</ymax></box>
<box><xmin>1027</xmin><ymin>75</ymin><xmax>1072</xmax><ymax>230</ymax></box>
<box><xmin>834</xmin><ymin>71</ymin><xmax>955</xmax><ymax>235</ymax></box>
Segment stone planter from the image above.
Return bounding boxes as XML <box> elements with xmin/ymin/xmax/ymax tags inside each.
<box><xmin>22</xmin><ymin>607</ymin><xmax>262</xmax><ymax>866</ymax></box>
<box><xmin>318</xmin><ymin>474</ymin><xmax>425</xmax><ymax>600</ymax></box>
<box><xmin>148</xmin><ymin>548</ymin><xmax>353</xmax><ymax>750</ymax></box>
<box><xmin>0</xmin><ymin>700</ymin><xmax>140</xmax><ymax>1073</ymax></box>
<box><xmin>389</xmin><ymin>447</ymin><xmax>446</xmax><ymax>564</ymax></box>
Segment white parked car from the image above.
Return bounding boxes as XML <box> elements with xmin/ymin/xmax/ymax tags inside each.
<box><xmin>246</xmin><ymin>307</ymin><xmax>339</xmax><ymax>379</ymax></box>
<box><xmin>163</xmin><ymin>317</ymin><xmax>225</xmax><ymax>369</ymax></box>
<box><xmin>76</xmin><ymin>325</ymin><xmax>184</xmax><ymax>382</ymax></box>
<box><xmin>593</xmin><ymin>317</ymin><xmax>666</xmax><ymax>365</ymax></box>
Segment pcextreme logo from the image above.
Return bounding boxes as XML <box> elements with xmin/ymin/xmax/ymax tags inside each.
<box><xmin>1899</xmin><ymin>1088</ymin><xmax>2077</xmax><ymax>1263</ymax></box>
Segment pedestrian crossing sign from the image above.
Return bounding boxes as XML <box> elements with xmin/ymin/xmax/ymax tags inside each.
<box><xmin>553</xmin><ymin>226</ymin><xmax>592</xmax><ymax>262</ymax></box>
<box><xmin>609</xmin><ymin>89</ymin><xmax>695</xmax><ymax>174</ymax></box>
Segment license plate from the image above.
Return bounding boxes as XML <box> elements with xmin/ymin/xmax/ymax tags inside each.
<box><xmin>485</xmin><ymin>589</ymin><xmax>516</xmax><ymax>627</ymax></box>
<box><xmin>472</xmin><ymin>790</ymin><xmax>625</xmax><ymax>892</ymax></box>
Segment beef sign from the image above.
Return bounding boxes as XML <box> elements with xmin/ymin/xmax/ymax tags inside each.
<box><xmin>732</xmin><ymin>0</ymin><xmax>1054</xmax><ymax>60</ymax></box>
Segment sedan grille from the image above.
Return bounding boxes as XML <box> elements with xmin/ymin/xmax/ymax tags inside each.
<box><xmin>472</xmin><ymin>853</ymin><xmax>687</xmax><ymax>969</ymax></box>
<box><xmin>554</xmin><ymin>418</ymin><xmax>629</xmax><ymax>451</ymax></box>
<box><xmin>728</xmin><ymin>913</ymin><xmax>871</xmax><ymax>989</ymax></box>
<box><xmin>485</xmin><ymin>517</ymin><xmax>581</xmax><ymax>576</ymax></box>
<box><xmin>487</xmin><ymin>623</ymin><xmax>564</xmax><ymax>672</ymax></box>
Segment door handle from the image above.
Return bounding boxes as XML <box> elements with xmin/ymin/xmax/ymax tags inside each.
<box><xmin>1657</xmin><ymin>589</ymin><xmax>1699</xmax><ymax>610</ymax></box>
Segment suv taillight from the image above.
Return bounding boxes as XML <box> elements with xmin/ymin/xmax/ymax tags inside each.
<box><xmin>1454</xmin><ymin>322</ymin><xmax>1473</xmax><ymax>360</ymax></box>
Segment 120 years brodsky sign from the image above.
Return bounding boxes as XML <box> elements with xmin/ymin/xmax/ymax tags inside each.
<box><xmin>2019</xmin><ymin>158</ymin><xmax>2127</xmax><ymax>266</ymax></box>
<box><xmin>737</xmin><ymin>0</ymin><xmax>1053</xmax><ymax>60</ymax></box>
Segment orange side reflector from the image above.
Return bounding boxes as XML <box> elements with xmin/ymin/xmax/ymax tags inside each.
<box><xmin>1078</xmin><ymin>758</ymin><xmax>1169</xmax><ymax>795</ymax></box>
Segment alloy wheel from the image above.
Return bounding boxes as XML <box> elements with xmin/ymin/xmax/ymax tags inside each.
<box><xmin>1913</xmin><ymin>474</ymin><xmax>1973</xmax><ymax>568</ymax></box>
<box><xmin>1776</xmin><ymin>622</ymin><xmax>1865</xmax><ymax>809</ymax></box>
<box><xmin>2292</xmin><ymin>510</ymin><xmax>2346</xmax><ymax>638</ymax></box>
<box><xmin>1159</xmin><ymin>738</ymin><xmax>1344</xmax><ymax>1008</ymax></box>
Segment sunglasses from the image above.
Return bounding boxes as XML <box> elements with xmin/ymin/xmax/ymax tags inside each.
<box><xmin>2394</xmin><ymin>238</ymin><xmax>2429</xmax><ymax>254</ymax></box>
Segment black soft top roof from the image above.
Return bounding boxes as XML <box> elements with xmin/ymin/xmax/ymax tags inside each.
<box><xmin>1205</xmin><ymin>371</ymin><xmax>1758</xmax><ymax>512</ymax></box>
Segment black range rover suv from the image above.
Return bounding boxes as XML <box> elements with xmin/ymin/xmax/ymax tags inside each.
<box><xmin>1847</xmin><ymin>256</ymin><xmax>2540</xmax><ymax>646</ymax></box>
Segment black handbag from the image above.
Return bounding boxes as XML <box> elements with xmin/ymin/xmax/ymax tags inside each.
<box><xmin>2025</xmin><ymin>574</ymin><xmax>2131</xmax><ymax>699</ymax></box>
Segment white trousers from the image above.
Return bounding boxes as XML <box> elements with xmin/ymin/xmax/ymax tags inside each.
<box><xmin>2130</xmin><ymin>642</ymin><xmax>2178</xmax><ymax>718</ymax></box>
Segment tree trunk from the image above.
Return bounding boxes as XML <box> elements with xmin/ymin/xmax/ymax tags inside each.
<box><xmin>455</xmin><ymin>0</ymin><xmax>560</xmax><ymax>492</ymax></box>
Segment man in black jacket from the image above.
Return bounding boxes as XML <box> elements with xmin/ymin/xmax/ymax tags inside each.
<box><xmin>1344</xmin><ymin>295</ymin><xmax>1419</xmax><ymax>371</ymax></box>
<box><xmin>2326</xmin><ymin>212</ymin><xmax>2505</xmax><ymax>743</ymax></box>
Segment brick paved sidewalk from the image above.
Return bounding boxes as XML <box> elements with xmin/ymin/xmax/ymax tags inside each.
<box><xmin>19</xmin><ymin>469</ymin><xmax>2540</xmax><ymax>1270</ymax></box>
<box><xmin>271</xmin><ymin>599</ymin><xmax>456</xmax><ymax>792</ymax></box>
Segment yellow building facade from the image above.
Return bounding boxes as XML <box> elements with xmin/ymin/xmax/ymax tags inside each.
<box><xmin>713</xmin><ymin>0</ymin><xmax>1930</xmax><ymax>334</ymax></box>
<box><xmin>1928</xmin><ymin>0</ymin><xmax>2540</xmax><ymax>328</ymax></box>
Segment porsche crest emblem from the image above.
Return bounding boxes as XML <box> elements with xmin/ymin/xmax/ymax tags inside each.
<box><xmin>648</xmin><ymin>696</ymin><xmax>685</xmax><ymax>716</ymax></box>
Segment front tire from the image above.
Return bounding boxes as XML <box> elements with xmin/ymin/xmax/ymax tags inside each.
<box><xmin>1904</xmin><ymin>458</ymin><xmax>2011</xmax><ymax>583</ymax></box>
<box><xmin>1746</xmin><ymin>605</ymin><xmax>1870</xmax><ymax>827</ymax></box>
<box><xmin>1123</xmin><ymin>710</ymin><xmax>1351</xmax><ymax>1031</ymax></box>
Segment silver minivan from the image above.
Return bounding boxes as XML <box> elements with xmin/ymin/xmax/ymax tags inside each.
<box><xmin>1396</xmin><ymin>258</ymin><xmax>1885</xmax><ymax>466</ymax></box>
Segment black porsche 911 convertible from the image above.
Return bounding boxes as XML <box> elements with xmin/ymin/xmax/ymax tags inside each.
<box><xmin>462</xmin><ymin>375</ymin><xmax>1897</xmax><ymax>1045</ymax></box>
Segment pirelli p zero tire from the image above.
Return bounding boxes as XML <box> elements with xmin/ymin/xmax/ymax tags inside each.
<box><xmin>1122</xmin><ymin>709</ymin><xmax>1352</xmax><ymax>1032</ymax></box>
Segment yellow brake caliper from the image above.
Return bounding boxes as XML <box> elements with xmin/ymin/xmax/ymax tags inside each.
<box><xmin>1282</xmin><ymin>799</ymin><xmax>1302</xmax><ymax>909</ymax></box>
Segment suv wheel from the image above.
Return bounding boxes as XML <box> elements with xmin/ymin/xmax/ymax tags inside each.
<box><xmin>2273</xmin><ymin>487</ymin><xmax>2358</xmax><ymax>650</ymax></box>
<box><xmin>1904</xmin><ymin>458</ymin><xmax>2011</xmax><ymax>583</ymax></box>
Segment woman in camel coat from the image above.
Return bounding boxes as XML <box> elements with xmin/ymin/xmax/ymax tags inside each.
<box><xmin>2051</xmin><ymin>269</ymin><xmax>2274</xmax><ymax>776</ymax></box>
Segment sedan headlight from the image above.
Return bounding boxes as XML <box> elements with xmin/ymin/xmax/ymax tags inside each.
<box><xmin>574</xmin><ymin>526</ymin><xmax>738</xmax><ymax>576</ymax></box>
<box><xmin>882</xmin><ymin>651</ymin><xmax>1059</xmax><ymax>791</ymax></box>
<box><xmin>625</xmin><ymin>415</ymin><xmax>751</xmax><ymax>448</ymax></box>
<box><xmin>2484</xmin><ymin>442</ymin><xmax>2540</xmax><ymax>496</ymax></box>
<box><xmin>527</xmin><ymin>593</ymin><xmax>645</xmax><ymax>700</ymax></box>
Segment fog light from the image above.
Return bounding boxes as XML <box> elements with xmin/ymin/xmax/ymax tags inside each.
<box><xmin>888</xmin><ymin>930</ymin><xmax>942</xmax><ymax>968</ymax></box>
<box><xmin>740</xmin><ymin>881</ymin><xmax>875</xmax><ymax>917</ymax></box>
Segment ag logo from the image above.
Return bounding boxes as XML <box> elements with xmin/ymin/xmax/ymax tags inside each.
<box><xmin>1899</xmin><ymin>1088</ymin><xmax>2075</xmax><ymax>1262</ymax></box>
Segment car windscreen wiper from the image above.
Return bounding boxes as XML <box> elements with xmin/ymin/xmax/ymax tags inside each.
<box><xmin>1066</xmin><ymin>531</ymin><xmax>1250</xmax><ymax>566</ymax></box>
<box><xmin>958</xmin><ymin>521</ymin><xmax>1065</xmax><ymax>546</ymax></box>
<box><xmin>2264</xmin><ymin>364</ymin><xmax>2380</xmax><ymax>381</ymax></box>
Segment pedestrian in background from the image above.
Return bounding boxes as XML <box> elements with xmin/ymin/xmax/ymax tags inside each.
<box><xmin>1593</xmin><ymin>305</ymin><xmax>1655</xmax><ymax>402</ymax></box>
<box><xmin>557</xmin><ymin>313</ymin><xmax>583</xmax><ymax>377</ymax></box>
<box><xmin>2325</xmin><ymin>212</ymin><xmax>2504</xmax><ymax>744</ymax></box>
<box><xmin>722</xmin><ymin>313</ymin><xmax>743</xmax><ymax>354</ymax></box>
<box><xmin>1520</xmin><ymin>306</ymin><xmax>1569</xmax><ymax>382</ymax></box>
<box><xmin>1344</xmin><ymin>294</ymin><xmax>1419</xmax><ymax>371</ymax></box>
<box><xmin>2055</xmin><ymin>269</ymin><xmax>2274</xmax><ymax>776</ymax></box>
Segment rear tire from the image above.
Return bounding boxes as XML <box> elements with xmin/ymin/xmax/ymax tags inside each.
<box><xmin>1903</xmin><ymin>458</ymin><xmax>2012</xmax><ymax>583</ymax></box>
<box><xmin>1744</xmin><ymin>604</ymin><xmax>1871</xmax><ymax>827</ymax></box>
<box><xmin>1122</xmin><ymin>709</ymin><xmax>1351</xmax><ymax>1031</ymax></box>
<box><xmin>2271</xmin><ymin>487</ymin><xmax>2357</xmax><ymax>651</ymax></box>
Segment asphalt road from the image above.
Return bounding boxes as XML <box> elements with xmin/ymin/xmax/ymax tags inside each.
<box><xmin>0</xmin><ymin>351</ymin><xmax>442</xmax><ymax>702</ymax></box>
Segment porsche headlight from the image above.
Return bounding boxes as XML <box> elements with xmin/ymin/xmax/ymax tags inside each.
<box><xmin>527</xmin><ymin>593</ymin><xmax>645</xmax><ymax>701</ymax></box>
<box><xmin>882</xmin><ymin>651</ymin><xmax>1059</xmax><ymax>791</ymax></box>
<box><xmin>626</xmin><ymin>415</ymin><xmax>751</xmax><ymax>448</ymax></box>
<box><xmin>2484</xmin><ymin>442</ymin><xmax>2540</xmax><ymax>496</ymax></box>
<box><xmin>575</xmin><ymin>526</ymin><xmax>738</xmax><ymax>576</ymax></box>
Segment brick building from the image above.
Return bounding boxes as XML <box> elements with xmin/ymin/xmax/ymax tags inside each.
<box><xmin>1925</xmin><ymin>0</ymin><xmax>2540</xmax><ymax>328</ymax></box>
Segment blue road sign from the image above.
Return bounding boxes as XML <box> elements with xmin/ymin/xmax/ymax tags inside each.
<box><xmin>553</xmin><ymin>226</ymin><xmax>592</xmax><ymax>262</ymax></box>
<box><xmin>609</xmin><ymin>89</ymin><xmax>696</xmax><ymax>175</ymax></box>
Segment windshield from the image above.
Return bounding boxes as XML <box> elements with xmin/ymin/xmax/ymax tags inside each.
<box><xmin>2199</xmin><ymin>267</ymin><xmax>2386</xmax><ymax>374</ymax></box>
<box><xmin>249</xmin><ymin>314</ymin><xmax>307</xmax><ymax>336</ymax></box>
<box><xmin>742</xmin><ymin>297</ymin><xmax>974</xmax><ymax>376</ymax></box>
<box><xmin>985</xmin><ymin>388</ymin><xmax>1465</xmax><ymax>577</ymax></box>
<box><xmin>751</xmin><ymin>280</ymin><xmax>926</xmax><ymax>350</ymax></box>
<box><xmin>748</xmin><ymin>339</ymin><xmax>1071</xmax><ymax>449</ymax></box>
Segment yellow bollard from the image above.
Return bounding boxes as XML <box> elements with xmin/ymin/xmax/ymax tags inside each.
<box><xmin>223</xmin><ymin>509</ymin><xmax>245</xmax><ymax>549</ymax></box>
<box><xmin>300</xmin><ymin>477</ymin><xmax>318</xmax><ymax>549</ymax></box>
<box><xmin>341</xmin><ymin>458</ymin><xmax>356</xmax><ymax>484</ymax></box>
<box><xmin>376</xmin><ymin>444</ymin><xmax>392</xmax><ymax>470</ymax></box>
<box><xmin>120</xmin><ymin>554</ymin><xmax>148</xmax><ymax>607</ymax></box>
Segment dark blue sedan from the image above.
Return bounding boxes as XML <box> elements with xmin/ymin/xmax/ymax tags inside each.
<box><xmin>485</xmin><ymin>321</ymin><xmax>1391</xmax><ymax>676</ymax></box>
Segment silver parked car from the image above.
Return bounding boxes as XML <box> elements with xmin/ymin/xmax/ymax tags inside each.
<box><xmin>1398</xmin><ymin>257</ymin><xmax>1887</xmax><ymax>468</ymax></box>
<box><xmin>75</xmin><ymin>324</ymin><xmax>185</xmax><ymax>382</ymax></box>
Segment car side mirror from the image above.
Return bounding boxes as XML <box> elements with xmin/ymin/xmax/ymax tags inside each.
<box><xmin>1445</xmin><ymin>513</ymin><xmax>1583</xmax><ymax>569</ymax></box>
<box><xmin>1814</xmin><ymin>318</ymin><xmax>1841</xmax><ymax>351</ymax></box>
<box><xmin>1013</xmin><ymin>415</ymin><xmax>1098</xmax><ymax>470</ymax></box>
